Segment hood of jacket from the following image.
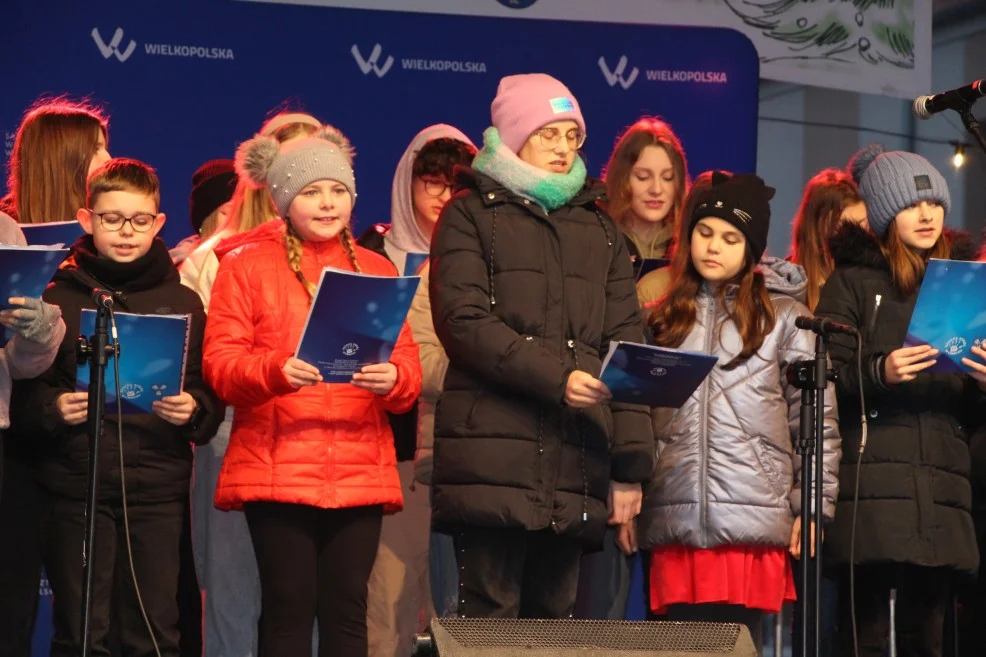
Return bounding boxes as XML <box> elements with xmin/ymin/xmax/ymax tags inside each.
<box><xmin>828</xmin><ymin>221</ymin><xmax>978</xmax><ymax>270</ymax></box>
<box><xmin>760</xmin><ymin>256</ymin><xmax>809</xmax><ymax>304</ymax></box>
<box><xmin>388</xmin><ymin>124</ymin><xmax>475</xmax><ymax>257</ymax></box>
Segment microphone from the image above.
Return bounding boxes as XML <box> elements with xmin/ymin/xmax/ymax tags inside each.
<box><xmin>795</xmin><ymin>315</ymin><xmax>857</xmax><ymax>337</ymax></box>
<box><xmin>92</xmin><ymin>288</ymin><xmax>114</xmax><ymax>310</ymax></box>
<box><xmin>913</xmin><ymin>79</ymin><xmax>985</xmax><ymax>119</ymax></box>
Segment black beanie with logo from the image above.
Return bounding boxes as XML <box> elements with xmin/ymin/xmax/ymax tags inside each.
<box><xmin>689</xmin><ymin>171</ymin><xmax>775</xmax><ymax>261</ymax></box>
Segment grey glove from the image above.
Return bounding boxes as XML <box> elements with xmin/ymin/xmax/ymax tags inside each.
<box><xmin>3</xmin><ymin>297</ymin><xmax>61</xmax><ymax>343</ymax></box>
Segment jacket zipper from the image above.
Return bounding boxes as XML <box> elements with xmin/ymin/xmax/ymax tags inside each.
<box><xmin>551</xmin><ymin>211</ymin><xmax>568</xmax><ymax>527</ymax></box>
<box><xmin>699</xmin><ymin>294</ymin><xmax>715</xmax><ymax>545</ymax></box>
<box><xmin>568</xmin><ymin>339</ymin><xmax>588</xmax><ymax>523</ymax></box>
<box><xmin>867</xmin><ymin>294</ymin><xmax>882</xmax><ymax>335</ymax></box>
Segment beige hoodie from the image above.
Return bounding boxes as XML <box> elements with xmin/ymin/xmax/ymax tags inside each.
<box><xmin>406</xmin><ymin>262</ymin><xmax>448</xmax><ymax>484</ymax></box>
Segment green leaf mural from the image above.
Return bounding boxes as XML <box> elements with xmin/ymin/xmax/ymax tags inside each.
<box><xmin>723</xmin><ymin>0</ymin><xmax>915</xmax><ymax>69</ymax></box>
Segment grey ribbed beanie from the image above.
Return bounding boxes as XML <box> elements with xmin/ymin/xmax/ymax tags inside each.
<box><xmin>849</xmin><ymin>143</ymin><xmax>950</xmax><ymax>236</ymax></box>
<box><xmin>235</xmin><ymin>126</ymin><xmax>356</xmax><ymax>218</ymax></box>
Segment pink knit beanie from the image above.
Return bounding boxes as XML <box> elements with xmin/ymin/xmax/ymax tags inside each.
<box><xmin>490</xmin><ymin>73</ymin><xmax>586</xmax><ymax>153</ymax></box>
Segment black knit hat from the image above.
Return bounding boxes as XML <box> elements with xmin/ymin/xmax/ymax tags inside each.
<box><xmin>189</xmin><ymin>159</ymin><xmax>237</xmax><ymax>234</ymax></box>
<box><xmin>689</xmin><ymin>171</ymin><xmax>775</xmax><ymax>261</ymax></box>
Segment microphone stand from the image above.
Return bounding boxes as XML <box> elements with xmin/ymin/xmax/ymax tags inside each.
<box><xmin>74</xmin><ymin>301</ymin><xmax>118</xmax><ymax>657</ymax></box>
<box><xmin>958</xmin><ymin>104</ymin><xmax>986</xmax><ymax>156</ymax></box>
<box><xmin>787</xmin><ymin>334</ymin><xmax>835</xmax><ymax>657</ymax></box>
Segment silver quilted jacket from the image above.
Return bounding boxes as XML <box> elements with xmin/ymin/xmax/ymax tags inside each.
<box><xmin>638</xmin><ymin>258</ymin><xmax>841</xmax><ymax>550</ymax></box>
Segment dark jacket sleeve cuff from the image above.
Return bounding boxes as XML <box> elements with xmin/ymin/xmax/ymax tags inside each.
<box><xmin>610</xmin><ymin>447</ymin><xmax>655</xmax><ymax>483</ymax></box>
<box><xmin>41</xmin><ymin>391</ymin><xmax>67</xmax><ymax>436</ymax></box>
<box><xmin>871</xmin><ymin>353</ymin><xmax>892</xmax><ymax>392</ymax></box>
<box><xmin>608</xmin><ymin>405</ymin><xmax>656</xmax><ymax>483</ymax></box>
<box><xmin>181</xmin><ymin>391</ymin><xmax>224</xmax><ymax>445</ymax></box>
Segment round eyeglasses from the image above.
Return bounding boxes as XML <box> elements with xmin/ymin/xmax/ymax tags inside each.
<box><xmin>90</xmin><ymin>211</ymin><xmax>158</xmax><ymax>233</ymax></box>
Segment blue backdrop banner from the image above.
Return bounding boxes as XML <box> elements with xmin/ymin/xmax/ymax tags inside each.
<box><xmin>2</xmin><ymin>0</ymin><xmax>758</xmax><ymax>248</ymax></box>
<box><xmin>1</xmin><ymin>1</ymin><xmax>758</xmax><ymax>652</ymax></box>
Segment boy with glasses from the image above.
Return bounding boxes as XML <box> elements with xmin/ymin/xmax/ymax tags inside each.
<box><xmin>14</xmin><ymin>158</ymin><xmax>222</xmax><ymax>657</ymax></box>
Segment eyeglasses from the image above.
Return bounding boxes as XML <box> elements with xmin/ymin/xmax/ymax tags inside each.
<box><xmin>421</xmin><ymin>178</ymin><xmax>452</xmax><ymax>198</ymax></box>
<box><xmin>536</xmin><ymin>126</ymin><xmax>586</xmax><ymax>150</ymax></box>
<box><xmin>90</xmin><ymin>211</ymin><xmax>158</xmax><ymax>233</ymax></box>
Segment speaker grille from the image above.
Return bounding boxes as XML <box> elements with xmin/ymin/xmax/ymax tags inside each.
<box><xmin>435</xmin><ymin>618</ymin><xmax>741</xmax><ymax>653</ymax></box>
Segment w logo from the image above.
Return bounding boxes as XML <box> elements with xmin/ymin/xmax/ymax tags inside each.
<box><xmin>351</xmin><ymin>44</ymin><xmax>394</xmax><ymax>78</ymax></box>
<box><xmin>92</xmin><ymin>27</ymin><xmax>136</xmax><ymax>63</ymax></box>
<box><xmin>598</xmin><ymin>56</ymin><xmax>639</xmax><ymax>90</ymax></box>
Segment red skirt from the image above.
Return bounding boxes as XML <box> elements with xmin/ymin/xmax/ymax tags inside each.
<box><xmin>649</xmin><ymin>544</ymin><xmax>796</xmax><ymax>614</ymax></box>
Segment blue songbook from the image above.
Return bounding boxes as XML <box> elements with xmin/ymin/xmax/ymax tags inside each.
<box><xmin>599</xmin><ymin>340</ymin><xmax>718</xmax><ymax>408</ymax></box>
<box><xmin>904</xmin><ymin>258</ymin><xmax>986</xmax><ymax>373</ymax></box>
<box><xmin>404</xmin><ymin>252</ymin><xmax>429</xmax><ymax>276</ymax></box>
<box><xmin>636</xmin><ymin>257</ymin><xmax>671</xmax><ymax>281</ymax></box>
<box><xmin>19</xmin><ymin>221</ymin><xmax>85</xmax><ymax>247</ymax></box>
<box><xmin>296</xmin><ymin>268</ymin><xmax>419</xmax><ymax>383</ymax></box>
<box><xmin>0</xmin><ymin>245</ymin><xmax>69</xmax><ymax>309</ymax></box>
<box><xmin>76</xmin><ymin>310</ymin><xmax>191</xmax><ymax>414</ymax></box>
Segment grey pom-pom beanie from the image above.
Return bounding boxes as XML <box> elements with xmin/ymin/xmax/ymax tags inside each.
<box><xmin>850</xmin><ymin>143</ymin><xmax>951</xmax><ymax>237</ymax></box>
<box><xmin>235</xmin><ymin>126</ymin><xmax>356</xmax><ymax>218</ymax></box>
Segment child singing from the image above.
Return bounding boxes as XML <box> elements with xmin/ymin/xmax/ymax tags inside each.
<box><xmin>631</xmin><ymin>171</ymin><xmax>841</xmax><ymax>651</ymax></box>
<box><xmin>203</xmin><ymin>127</ymin><xmax>422</xmax><ymax>657</ymax></box>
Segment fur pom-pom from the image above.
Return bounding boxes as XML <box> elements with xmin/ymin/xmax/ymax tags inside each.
<box><xmin>235</xmin><ymin>135</ymin><xmax>281</xmax><ymax>187</ymax></box>
<box><xmin>847</xmin><ymin>143</ymin><xmax>884</xmax><ymax>184</ymax></box>
<box><xmin>316</xmin><ymin>124</ymin><xmax>355</xmax><ymax>163</ymax></box>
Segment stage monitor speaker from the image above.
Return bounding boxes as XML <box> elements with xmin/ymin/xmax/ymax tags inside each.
<box><xmin>412</xmin><ymin>617</ymin><xmax>758</xmax><ymax>657</ymax></box>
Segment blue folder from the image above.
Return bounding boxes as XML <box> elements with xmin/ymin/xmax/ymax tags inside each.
<box><xmin>904</xmin><ymin>258</ymin><xmax>986</xmax><ymax>373</ymax></box>
<box><xmin>599</xmin><ymin>340</ymin><xmax>718</xmax><ymax>407</ymax></box>
<box><xmin>635</xmin><ymin>257</ymin><xmax>671</xmax><ymax>281</ymax></box>
<box><xmin>404</xmin><ymin>252</ymin><xmax>429</xmax><ymax>276</ymax></box>
<box><xmin>0</xmin><ymin>246</ymin><xmax>69</xmax><ymax>308</ymax></box>
<box><xmin>77</xmin><ymin>310</ymin><xmax>191</xmax><ymax>414</ymax></box>
<box><xmin>296</xmin><ymin>268</ymin><xmax>419</xmax><ymax>383</ymax></box>
<box><xmin>19</xmin><ymin>221</ymin><xmax>85</xmax><ymax>247</ymax></box>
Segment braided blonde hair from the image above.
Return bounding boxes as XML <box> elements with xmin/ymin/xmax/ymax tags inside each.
<box><xmin>284</xmin><ymin>220</ymin><xmax>317</xmax><ymax>299</ymax></box>
<box><xmin>284</xmin><ymin>221</ymin><xmax>362</xmax><ymax>300</ymax></box>
<box><xmin>340</xmin><ymin>224</ymin><xmax>362</xmax><ymax>274</ymax></box>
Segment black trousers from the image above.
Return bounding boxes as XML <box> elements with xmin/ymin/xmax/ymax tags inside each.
<box><xmin>0</xmin><ymin>455</ymin><xmax>44</xmax><ymax>657</ymax></box>
<box><xmin>792</xmin><ymin>566</ymin><xmax>840</xmax><ymax>657</ymax></box>
<box><xmin>177</xmin><ymin>498</ymin><xmax>201</xmax><ymax>657</ymax></box>
<box><xmin>42</xmin><ymin>495</ymin><xmax>185</xmax><ymax>657</ymax></box>
<box><xmin>244</xmin><ymin>502</ymin><xmax>383</xmax><ymax>657</ymax></box>
<box><xmin>453</xmin><ymin>526</ymin><xmax>584</xmax><ymax>619</ymax></box>
<box><xmin>956</xmin><ymin>566</ymin><xmax>986</xmax><ymax>657</ymax></box>
<box><xmin>659</xmin><ymin>603</ymin><xmax>764</xmax><ymax>654</ymax></box>
<box><xmin>836</xmin><ymin>564</ymin><xmax>950</xmax><ymax>657</ymax></box>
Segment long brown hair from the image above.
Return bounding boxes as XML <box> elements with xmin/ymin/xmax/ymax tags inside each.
<box><xmin>649</xmin><ymin>172</ymin><xmax>775</xmax><ymax>370</ymax></box>
<box><xmin>226</xmin><ymin>117</ymin><xmax>319</xmax><ymax>234</ymax></box>
<box><xmin>603</xmin><ymin>118</ymin><xmax>689</xmax><ymax>233</ymax></box>
<box><xmin>6</xmin><ymin>96</ymin><xmax>108</xmax><ymax>224</ymax></box>
<box><xmin>790</xmin><ymin>169</ymin><xmax>863</xmax><ymax>310</ymax></box>
<box><xmin>880</xmin><ymin>222</ymin><xmax>951</xmax><ymax>296</ymax></box>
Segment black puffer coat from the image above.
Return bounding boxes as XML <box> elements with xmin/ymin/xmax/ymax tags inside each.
<box><xmin>12</xmin><ymin>238</ymin><xmax>224</xmax><ymax>505</ymax></box>
<box><xmin>429</xmin><ymin>169</ymin><xmax>655</xmax><ymax>546</ymax></box>
<box><xmin>815</xmin><ymin>223</ymin><xmax>982</xmax><ymax>572</ymax></box>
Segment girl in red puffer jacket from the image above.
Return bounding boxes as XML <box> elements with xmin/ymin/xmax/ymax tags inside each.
<box><xmin>203</xmin><ymin>126</ymin><xmax>421</xmax><ymax>657</ymax></box>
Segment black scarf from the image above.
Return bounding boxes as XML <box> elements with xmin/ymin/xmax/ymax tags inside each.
<box><xmin>61</xmin><ymin>236</ymin><xmax>179</xmax><ymax>300</ymax></box>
